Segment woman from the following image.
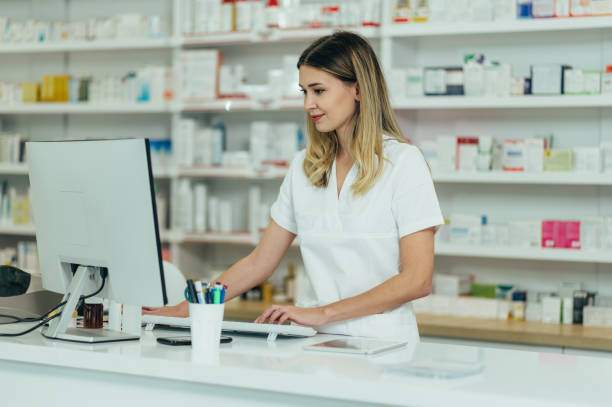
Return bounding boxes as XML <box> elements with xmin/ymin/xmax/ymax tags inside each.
<box><xmin>144</xmin><ymin>31</ymin><xmax>443</xmax><ymax>343</ymax></box>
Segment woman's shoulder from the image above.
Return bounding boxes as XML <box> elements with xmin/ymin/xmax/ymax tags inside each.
<box><xmin>383</xmin><ymin>136</ymin><xmax>421</xmax><ymax>164</ymax></box>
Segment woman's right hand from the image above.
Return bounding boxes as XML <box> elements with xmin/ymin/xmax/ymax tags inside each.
<box><xmin>142</xmin><ymin>300</ymin><xmax>189</xmax><ymax>317</ymax></box>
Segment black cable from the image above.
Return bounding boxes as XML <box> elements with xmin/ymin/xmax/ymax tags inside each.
<box><xmin>0</xmin><ymin>312</ymin><xmax>61</xmax><ymax>337</ymax></box>
<box><xmin>0</xmin><ymin>269</ymin><xmax>108</xmax><ymax>335</ymax></box>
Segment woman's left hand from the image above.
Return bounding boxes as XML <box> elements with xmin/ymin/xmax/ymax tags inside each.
<box><xmin>254</xmin><ymin>304</ymin><xmax>328</xmax><ymax>327</ymax></box>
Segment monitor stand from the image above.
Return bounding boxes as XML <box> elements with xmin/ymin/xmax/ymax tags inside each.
<box><xmin>41</xmin><ymin>265</ymin><xmax>139</xmax><ymax>343</ymax></box>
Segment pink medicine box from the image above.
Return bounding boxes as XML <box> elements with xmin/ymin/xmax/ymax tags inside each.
<box><xmin>542</xmin><ymin>220</ymin><xmax>581</xmax><ymax>249</ymax></box>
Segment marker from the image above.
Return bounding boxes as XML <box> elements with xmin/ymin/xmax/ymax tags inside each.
<box><xmin>213</xmin><ymin>285</ymin><xmax>221</xmax><ymax>304</ymax></box>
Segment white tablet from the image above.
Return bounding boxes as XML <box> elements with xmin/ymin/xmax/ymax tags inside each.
<box><xmin>303</xmin><ymin>338</ymin><xmax>408</xmax><ymax>355</ymax></box>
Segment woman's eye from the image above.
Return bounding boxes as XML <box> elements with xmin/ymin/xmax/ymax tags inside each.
<box><xmin>299</xmin><ymin>89</ymin><xmax>306</xmax><ymax>95</ymax></box>
<box><xmin>314</xmin><ymin>89</ymin><xmax>324</xmax><ymax>94</ymax></box>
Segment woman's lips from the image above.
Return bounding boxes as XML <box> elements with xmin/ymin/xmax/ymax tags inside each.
<box><xmin>311</xmin><ymin>114</ymin><xmax>324</xmax><ymax>122</ymax></box>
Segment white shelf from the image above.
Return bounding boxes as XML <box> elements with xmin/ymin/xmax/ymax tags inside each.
<box><xmin>173</xmin><ymin>167</ymin><xmax>612</xmax><ymax>186</ymax></box>
<box><xmin>0</xmin><ymin>224</ymin><xmax>36</xmax><ymax>236</ymax></box>
<box><xmin>384</xmin><ymin>16</ymin><xmax>612</xmax><ymax>38</ymax></box>
<box><xmin>169</xmin><ymin>233</ymin><xmax>612</xmax><ymax>263</ymax></box>
<box><xmin>180</xmin><ymin>231</ymin><xmax>258</xmax><ymax>245</ymax></box>
<box><xmin>181</xmin><ymin>26</ymin><xmax>379</xmax><ymax>46</ymax></box>
<box><xmin>178</xmin><ymin>166</ymin><xmax>288</xmax><ymax>179</ymax></box>
<box><xmin>0</xmin><ymin>224</ymin><xmax>174</xmax><ymax>243</ymax></box>
<box><xmin>181</xmin><ymin>95</ymin><xmax>612</xmax><ymax>113</ymax></box>
<box><xmin>0</xmin><ymin>38</ymin><xmax>178</xmax><ymax>54</ymax></box>
<box><xmin>435</xmin><ymin>244</ymin><xmax>612</xmax><ymax>264</ymax></box>
<box><xmin>393</xmin><ymin>95</ymin><xmax>612</xmax><ymax>110</ymax></box>
<box><xmin>180</xmin><ymin>98</ymin><xmax>302</xmax><ymax>112</ymax></box>
<box><xmin>0</xmin><ymin>103</ymin><xmax>177</xmax><ymax>114</ymax></box>
<box><xmin>0</xmin><ymin>164</ymin><xmax>172</xmax><ymax>178</ymax></box>
<box><xmin>433</xmin><ymin>171</ymin><xmax>612</xmax><ymax>185</ymax></box>
<box><xmin>0</xmin><ymin>164</ymin><xmax>28</xmax><ymax>175</ymax></box>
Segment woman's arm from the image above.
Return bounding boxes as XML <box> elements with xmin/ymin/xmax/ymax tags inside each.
<box><xmin>255</xmin><ymin>227</ymin><xmax>434</xmax><ymax>326</ymax></box>
<box><xmin>143</xmin><ymin>220</ymin><xmax>296</xmax><ymax>317</ymax></box>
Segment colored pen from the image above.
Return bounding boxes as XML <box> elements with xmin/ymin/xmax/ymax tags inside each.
<box><xmin>220</xmin><ymin>284</ymin><xmax>227</xmax><ymax>304</ymax></box>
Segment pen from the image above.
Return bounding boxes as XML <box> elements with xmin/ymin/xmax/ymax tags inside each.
<box><xmin>220</xmin><ymin>285</ymin><xmax>227</xmax><ymax>304</ymax></box>
<box><xmin>194</xmin><ymin>281</ymin><xmax>205</xmax><ymax>304</ymax></box>
<box><xmin>186</xmin><ymin>279</ymin><xmax>199</xmax><ymax>304</ymax></box>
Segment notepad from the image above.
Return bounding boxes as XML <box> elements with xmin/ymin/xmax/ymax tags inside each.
<box><xmin>303</xmin><ymin>338</ymin><xmax>408</xmax><ymax>355</ymax></box>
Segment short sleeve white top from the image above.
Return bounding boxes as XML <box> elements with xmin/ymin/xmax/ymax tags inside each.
<box><xmin>270</xmin><ymin>137</ymin><xmax>444</xmax><ymax>343</ymax></box>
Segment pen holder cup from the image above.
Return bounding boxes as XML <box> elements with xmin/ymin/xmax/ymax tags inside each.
<box><xmin>189</xmin><ymin>303</ymin><xmax>225</xmax><ymax>364</ymax></box>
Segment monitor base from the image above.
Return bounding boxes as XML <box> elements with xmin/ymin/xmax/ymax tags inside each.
<box><xmin>41</xmin><ymin>327</ymin><xmax>139</xmax><ymax>343</ymax></box>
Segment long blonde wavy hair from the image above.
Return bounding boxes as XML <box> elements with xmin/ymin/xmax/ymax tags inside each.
<box><xmin>298</xmin><ymin>31</ymin><xmax>407</xmax><ymax>196</ymax></box>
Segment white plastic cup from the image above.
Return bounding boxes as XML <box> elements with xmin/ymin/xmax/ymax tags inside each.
<box><xmin>190</xmin><ymin>303</ymin><xmax>224</xmax><ymax>364</ymax></box>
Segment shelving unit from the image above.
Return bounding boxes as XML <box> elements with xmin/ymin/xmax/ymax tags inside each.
<box><xmin>2</xmin><ymin>0</ymin><xmax>612</xmax><ymax>348</ymax></box>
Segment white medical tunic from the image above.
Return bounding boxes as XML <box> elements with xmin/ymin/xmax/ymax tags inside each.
<box><xmin>270</xmin><ymin>137</ymin><xmax>444</xmax><ymax>343</ymax></box>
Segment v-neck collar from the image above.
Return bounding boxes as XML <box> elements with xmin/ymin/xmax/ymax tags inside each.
<box><xmin>331</xmin><ymin>158</ymin><xmax>357</xmax><ymax>201</ymax></box>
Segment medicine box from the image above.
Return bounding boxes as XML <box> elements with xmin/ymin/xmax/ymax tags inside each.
<box><xmin>541</xmin><ymin>296</ymin><xmax>561</xmax><ymax>323</ymax></box>
<box><xmin>503</xmin><ymin>139</ymin><xmax>525</xmax><ymax>171</ymax></box>
<box><xmin>542</xmin><ymin>220</ymin><xmax>581</xmax><ymax>249</ymax></box>
<box><xmin>532</xmin><ymin>0</ymin><xmax>556</xmax><ymax>17</ymax></box>
<box><xmin>433</xmin><ymin>274</ymin><xmax>472</xmax><ymax>296</ymax></box>
<box><xmin>544</xmin><ymin>149</ymin><xmax>573</xmax><ymax>171</ymax></box>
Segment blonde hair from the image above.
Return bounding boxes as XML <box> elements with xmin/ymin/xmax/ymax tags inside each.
<box><xmin>298</xmin><ymin>31</ymin><xmax>407</xmax><ymax>196</ymax></box>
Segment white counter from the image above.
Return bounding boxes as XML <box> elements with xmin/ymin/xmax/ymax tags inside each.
<box><xmin>0</xmin><ymin>323</ymin><xmax>610</xmax><ymax>407</ymax></box>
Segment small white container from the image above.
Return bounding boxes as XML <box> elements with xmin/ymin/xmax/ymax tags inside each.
<box><xmin>190</xmin><ymin>303</ymin><xmax>225</xmax><ymax>364</ymax></box>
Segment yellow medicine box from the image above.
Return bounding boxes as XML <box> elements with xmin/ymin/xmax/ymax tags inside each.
<box><xmin>41</xmin><ymin>75</ymin><xmax>70</xmax><ymax>102</ymax></box>
<box><xmin>544</xmin><ymin>149</ymin><xmax>573</xmax><ymax>172</ymax></box>
<box><xmin>22</xmin><ymin>82</ymin><xmax>40</xmax><ymax>103</ymax></box>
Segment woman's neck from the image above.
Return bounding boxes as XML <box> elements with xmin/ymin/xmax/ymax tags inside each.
<box><xmin>335</xmin><ymin>127</ymin><xmax>353</xmax><ymax>163</ymax></box>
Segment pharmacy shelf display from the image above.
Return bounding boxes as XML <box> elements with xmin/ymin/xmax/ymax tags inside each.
<box><xmin>2</xmin><ymin>95</ymin><xmax>611</xmax><ymax>115</ymax></box>
<box><xmin>176</xmin><ymin>167</ymin><xmax>612</xmax><ymax>186</ymax></box>
<box><xmin>2</xmin><ymin>164</ymin><xmax>610</xmax><ymax>186</ymax></box>
<box><xmin>4</xmin><ymin>0</ymin><xmax>612</xmax><ymax>336</ymax></box>
<box><xmin>150</xmin><ymin>230</ymin><xmax>612</xmax><ymax>265</ymax></box>
<box><xmin>2</xmin><ymin>16</ymin><xmax>609</xmax><ymax>55</ymax></box>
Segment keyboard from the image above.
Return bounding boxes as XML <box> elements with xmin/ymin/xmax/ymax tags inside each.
<box><xmin>142</xmin><ymin>315</ymin><xmax>317</xmax><ymax>342</ymax></box>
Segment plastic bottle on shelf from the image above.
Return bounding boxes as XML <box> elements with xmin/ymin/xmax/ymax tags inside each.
<box><xmin>517</xmin><ymin>0</ymin><xmax>533</xmax><ymax>18</ymax></box>
<box><xmin>221</xmin><ymin>0</ymin><xmax>237</xmax><ymax>32</ymax></box>
<box><xmin>265</xmin><ymin>0</ymin><xmax>280</xmax><ymax>29</ymax></box>
<box><xmin>412</xmin><ymin>0</ymin><xmax>429</xmax><ymax>22</ymax></box>
<box><xmin>236</xmin><ymin>0</ymin><xmax>252</xmax><ymax>31</ymax></box>
<box><xmin>361</xmin><ymin>0</ymin><xmax>381</xmax><ymax>26</ymax></box>
<box><xmin>393</xmin><ymin>0</ymin><xmax>412</xmax><ymax>24</ymax></box>
<box><xmin>252</xmin><ymin>0</ymin><xmax>267</xmax><ymax>32</ymax></box>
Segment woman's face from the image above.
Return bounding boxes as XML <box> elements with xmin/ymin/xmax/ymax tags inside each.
<box><xmin>299</xmin><ymin>65</ymin><xmax>359</xmax><ymax>137</ymax></box>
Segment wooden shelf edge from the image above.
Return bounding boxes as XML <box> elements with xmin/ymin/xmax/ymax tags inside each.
<box><xmin>223</xmin><ymin>302</ymin><xmax>612</xmax><ymax>352</ymax></box>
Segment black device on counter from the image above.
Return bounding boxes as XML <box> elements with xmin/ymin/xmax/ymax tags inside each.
<box><xmin>157</xmin><ymin>336</ymin><xmax>232</xmax><ymax>346</ymax></box>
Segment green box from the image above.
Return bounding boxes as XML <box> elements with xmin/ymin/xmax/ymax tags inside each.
<box><xmin>471</xmin><ymin>283</ymin><xmax>496</xmax><ymax>299</ymax></box>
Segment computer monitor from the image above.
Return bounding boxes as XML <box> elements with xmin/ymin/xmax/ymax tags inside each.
<box><xmin>27</xmin><ymin>138</ymin><xmax>167</xmax><ymax>343</ymax></box>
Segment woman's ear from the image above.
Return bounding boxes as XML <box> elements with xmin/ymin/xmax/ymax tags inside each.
<box><xmin>354</xmin><ymin>83</ymin><xmax>360</xmax><ymax>102</ymax></box>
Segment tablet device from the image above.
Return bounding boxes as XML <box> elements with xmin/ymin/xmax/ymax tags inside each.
<box><xmin>303</xmin><ymin>338</ymin><xmax>408</xmax><ymax>355</ymax></box>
